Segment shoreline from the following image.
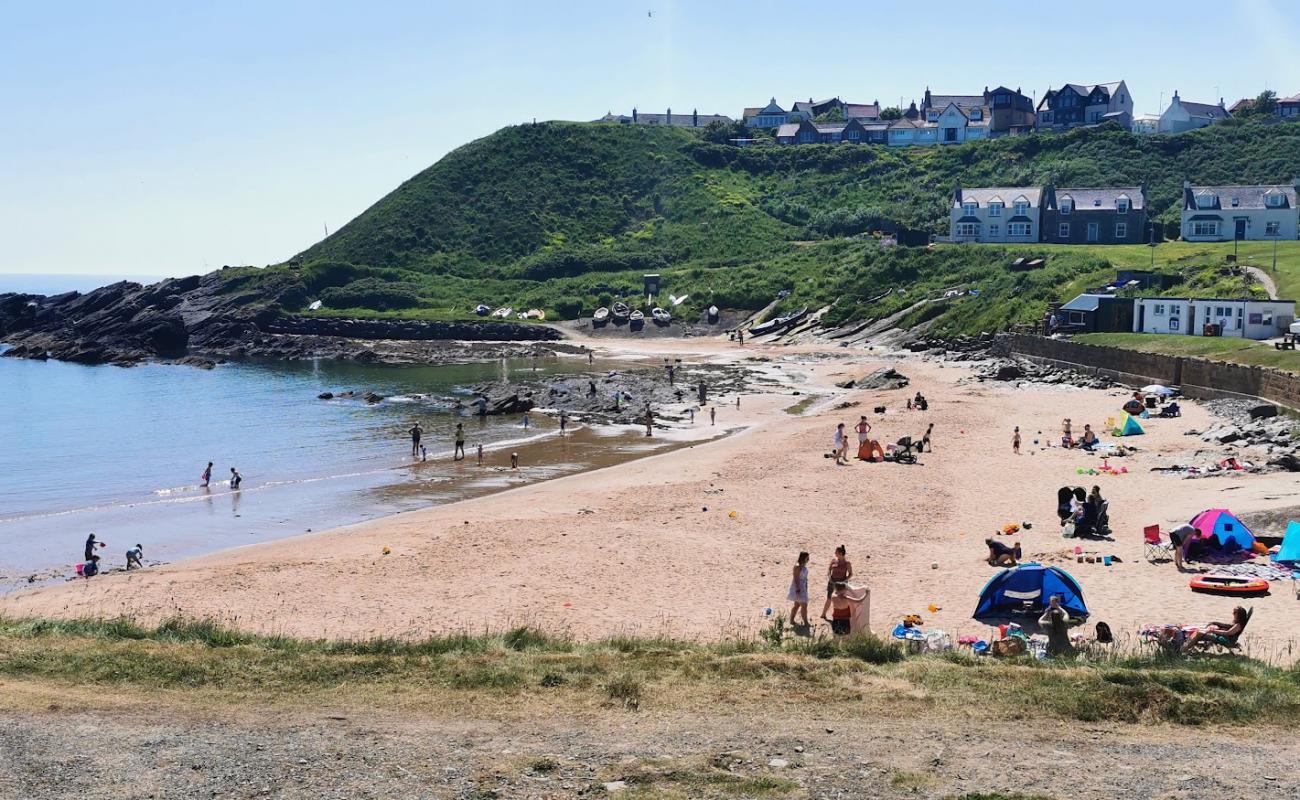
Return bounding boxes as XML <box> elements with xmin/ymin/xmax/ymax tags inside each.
<box><xmin>7</xmin><ymin>337</ymin><xmax>1300</xmax><ymax>658</ymax></box>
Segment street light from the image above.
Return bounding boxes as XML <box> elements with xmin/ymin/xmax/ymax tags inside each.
<box><xmin>1148</xmin><ymin>221</ymin><xmax>1159</xmax><ymax>270</ymax></box>
<box><xmin>1270</xmin><ymin>230</ymin><xmax>1281</xmax><ymax>274</ymax></box>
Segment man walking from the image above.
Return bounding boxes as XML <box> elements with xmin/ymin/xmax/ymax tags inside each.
<box><xmin>454</xmin><ymin>423</ymin><xmax>466</xmax><ymax>461</ymax></box>
<box><xmin>409</xmin><ymin>421</ymin><xmax>423</xmax><ymax>457</ymax></box>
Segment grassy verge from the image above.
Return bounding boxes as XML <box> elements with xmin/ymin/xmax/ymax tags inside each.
<box><xmin>2</xmin><ymin>616</ymin><xmax>1299</xmax><ymax>727</ymax></box>
<box><xmin>1075</xmin><ymin>332</ymin><xmax>1300</xmax><ymax>372</ymax></box>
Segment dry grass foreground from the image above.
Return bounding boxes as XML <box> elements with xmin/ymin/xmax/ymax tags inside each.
<box><xmin>2</xmin><ymin>617</ymin><xmax>1300</xmax><ymax>798</ymax></box>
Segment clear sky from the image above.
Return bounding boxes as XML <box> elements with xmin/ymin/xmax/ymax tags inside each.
<box><xmin>3</xmin><ymin>0</ymin><xmax>1299</xmax><ymax>279</ymax></box>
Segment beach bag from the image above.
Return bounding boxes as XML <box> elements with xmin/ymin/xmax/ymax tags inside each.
<box><xmin>1095</xmin><ymin>621</ymin><xmax>1113</xmax><ymax>644</ymax></box>
<box><xmin>991</xmin><ymin>637</ymin><xmax>1026</xmax><ymax>657</ymax></box>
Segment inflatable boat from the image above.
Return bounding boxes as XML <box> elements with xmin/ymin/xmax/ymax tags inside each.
<box><xmin>1189</xmin><ymin>574</ymin><xmax>1270</xmax><ymax>595</ymax></box>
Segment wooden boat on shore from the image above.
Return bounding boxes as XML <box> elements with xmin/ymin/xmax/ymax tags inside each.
<box><xmin>492</xmin><ymin>307</ymin><xmax>513</xmax><ymax>319</ymax></box>
<box><xmin>651</xmin><ymin>307</ymin><xmax>671</xmax><ymax>325</ymax></box>
<box><xmin>749</xmin><ymin>307</ymin><xmax>809</xmax><ymax>337</ymax></box>
<box><xmin>629</xmin><ymin>309</ymin><xmax>645</xmax><ymax>331</ymax></box>
<box><xmin>707</xmin><ymin>305</ymin><xmax>720</xmax><ymax>324</ymax></box>
<box><xmin>611</xmin><ymin>302</ymin><xmax>630</xmax><ymax>323</ymax></box>
<box><xmin>592</xmin><ymin>307</ymin><xmax>610</xmax><ymax>327</ymax></box>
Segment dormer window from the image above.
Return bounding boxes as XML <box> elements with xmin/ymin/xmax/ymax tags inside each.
<box><xmin>962</xmin><ymin>201</ymin><xmax>978</xmax><ymax>216</ymax></box>
<box><xmin>1013</xmin><ymin>197</ymin><xmax>1029</xmax><ymax>215</ymax></box>
<box><xmin>1116</xmin><ymin>195</ymin><xmax>1130</xmax><ymax>214</ymax></box>
<box><xmin>1266</xmin><ymin>192</ymin><xmax>1285</xmax><ymax>208</ymax></box>
<box><xmin>988</xmin><ymin>201</ymin><xmax>1003</xmax><ymax>217</ymax></box>
<box><xmin>970</xmin><ymin>109</ymin><xmax>982</xmax><ymax>120</ymax></box>
<box><xmin>1196</xmin><ymin>192</ymin><xmax>1216</xmax><ymax>209</ymax></box>
<box><xmin>1230</xmin><ymin>197</ymin><xmax>1240</xmax><ymax>207</ymax></box>
<box><xmin>1059</xmin><ymin>197</ymin><xmax>1072</xmax><ymax>215</ymax></box>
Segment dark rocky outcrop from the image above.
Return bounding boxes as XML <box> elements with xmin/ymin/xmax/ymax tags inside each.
<box><xmin>1</xmin><ymin>271</ymin><xmax>562</xmax><ymax>367</ymax></box>
<box><xmin>836</xmin><ymin>367</ymin><xmax>909</xmax><ymax>390</ymax></box>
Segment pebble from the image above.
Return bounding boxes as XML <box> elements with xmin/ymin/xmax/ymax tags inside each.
<box><xmin>603</xmin><ymin>780</ymin><xmax>627</xmax><ymax>792</ymax></box>
<box><xmin>768</xmin><ymin>758</ymin><xmax>789</xmax><ymax>769</ymax></box>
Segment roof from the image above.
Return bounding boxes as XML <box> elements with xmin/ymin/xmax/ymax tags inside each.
<box><xmin>741</xmin><ymin>107</ymin><xmax>761</xmax><ymax>118</ymax></box>
<box><xmin>1061</xmin><ymin>294</ymin><xmax>1105</xmax><ymax>312</ymax></box>
<box><xmin>956</xmin><ymin>187</ymin><xmax>1043</xmax><ymax>207</ymax></box>
<box><xmin>928</xmin><ymin>94</ymin><xmax>984</xmax><ymax>109</ymax></box>
<box><xmin>844</xmin><ymin>103</ymin><xmax>880</xmax><ymax>119</ymax></box>
<box><xmin>759</xmin><ymin>98</ymin><xmax>785</xmax><ymax>114</ymax></box>
<box><xmin>1187</xmin><ymin>213</ymin><xmax>1224</xmax><ymax>221</ymax></box>
<box><xmin>1280</xmin><ymin>94</ymin><xmax>1300</xmax><ymax>105</ymax></box>
<box><xmin>1055</xmin><ymin>187</ymin><xmax>1145</xmax><ymax>211</ymax></box>
<box><xmin>1184</xmin><ymin>184</ymin><xmax>1298</xmax><ymax>210</ymax></box>
<box><xmin>1177</xmin><ymin>99</ymin><xmax>1230</xmax><ymax>119</ymax></box>
<box><xmin>620</xmin><ymin>112</ymin><xmax>735</xmax><ymax>126</ymax></box>
<box><xmin>775</xmin><ymin>122</ymin><xmax>801</xmax><ymax>138</ymax></box>
<box><xmin>1138</xmin><ymin>296</ymin><xmax>1296</xmax><ymax>304</ymax></box>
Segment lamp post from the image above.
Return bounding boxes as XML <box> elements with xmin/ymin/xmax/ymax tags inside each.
<box><xmin>1271</xmin><ymin>231</ymin><xmax>1280</xmax><ymax>274</ymax></box>
<box><xmin>1148</xmin><ymin>221</ymin><xmax>1159</xmax><ymax>270</ymax></box>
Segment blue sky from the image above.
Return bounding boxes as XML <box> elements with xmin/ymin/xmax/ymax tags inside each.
<box><xmin>3</xmin><ymin>0</ymin><xmax>1299</xmax><ymax>279</ymax></box>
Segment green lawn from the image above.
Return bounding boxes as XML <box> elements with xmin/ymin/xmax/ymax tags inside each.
<box><xmin>1076</xmin><ymin>332</ymin><xmax>1300</xmax><ymax>371</ymax></box>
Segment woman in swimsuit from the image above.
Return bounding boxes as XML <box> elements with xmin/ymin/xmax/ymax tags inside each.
<box><xmin>787</xmin><ymin>551</ymin><xmax>810</xmax><ymax>627</ymax></box>
<box><xmin>820</xmin><ymin>546</ymin><xmax>852</xmax><ymax>621</ymax></box>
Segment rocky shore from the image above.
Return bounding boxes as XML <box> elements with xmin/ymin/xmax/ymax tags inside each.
<box><xmin>0</xmin><ymin>272</ymin><xmax>562</xmax><ymax>367</ymax></box>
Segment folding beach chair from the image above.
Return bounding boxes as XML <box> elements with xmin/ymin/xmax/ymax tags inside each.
<box><xmin>1143</xmin><ymin>525</ymin><xmax>1174</xmax><ymax>562</ymax></box>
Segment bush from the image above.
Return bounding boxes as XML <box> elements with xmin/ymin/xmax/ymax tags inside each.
<box><xmin>320</xmin><ymin>278</ymin><xmax>420</xmax><ymax>311</ymax></box>
<box><xmin>553</xmin><ymin>297</ymin><xmax>584</xmax><ymax>319</ymax></box>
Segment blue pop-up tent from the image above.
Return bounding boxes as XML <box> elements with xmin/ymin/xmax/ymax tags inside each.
<box><xmin>1273</xmin><ymin>520</ymin><xmax>1300</xmax><ymax>563</ymax></box>
<box><xmin>1186</xmin><ymin>509</ymin><xmax>1255</xmax><ymax>557</ymax></box>
<box><xmin>973</xmin><ymin>563</ymin><xmax>1088</xmax><ymax>622</ymax></box>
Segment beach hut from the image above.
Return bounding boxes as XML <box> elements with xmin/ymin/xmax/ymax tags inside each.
<box><xmin>1272</xmin><ymin>520</ymin><xmax>1300</xmax><ymax>563</ymax></box>
<box><xmin>1117</xmin><ymin>414</ymin><xmax>1144</xmax><ymax>436</ymax></box>
<box><xmin>973</xmin><ymin>563</ymin><xmax>1088</xmax><ymax>622</ymax></box>
<box><xmin>1185</xmin><ymin>509</ymin><xmax>1256</xmax><ymax>558</ymax></box>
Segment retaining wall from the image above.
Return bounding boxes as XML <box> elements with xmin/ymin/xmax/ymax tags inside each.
<box><xmin>994</xmin><ymin>334</ymin><xmax>1300</xmax><ymax>411</ymax></box>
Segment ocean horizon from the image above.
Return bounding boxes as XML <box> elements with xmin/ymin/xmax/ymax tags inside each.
<box><xmin>0</xmin><ymin>272</ymin><xmax>173</xmax><ymax>296</ymax></box>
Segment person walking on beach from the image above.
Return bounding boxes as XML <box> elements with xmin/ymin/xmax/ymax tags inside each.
<box><xmin>710</xmin><ymin>406</ymin><xmax>716</xmax><ymax>426</ymax></box>
<box><xmin>559</xmin><ymin>411</ymin><xmax>568</xmax><ymax>436</ymax></box>
<box><xmin>644</xmin><ymin>403</ymin><xmax>653</xmax><ymax>437</ymax></box>
<box><xmin>201</xmin><ymin>462</ymin><xmax>213</xmax><ymax>487</ymax></box>
<box><xmin>1012</xmin><ymin>426</ymin><xmax>1021</xmax><ymax>454</ymax></box>
<box><xmin>737</xmin><ymin>328</ymin><xmax>744</xmax><ymax>346</ymax></box>
<box><xmin>833</xmin><ymin>423</ymin><xmax>849</xmax><ymax>465</ymax></box>
<box><xmin>454</xmin><ymin>423</ymin><xmax>466</xmax><ymax>461</ymax></box>
<box><xmin>588</xmin><ymin>349</ymin><xmax>594</xmax><ymax>366</ymax></box>
<box><xmin>409</xmin><ymin>422</ymin><xmax>423</xmax><ymax>457</ymax></box>
<box><xmin>788</xmin><ymin>551</ymin><xmax>811</xmax><ymax>628</ymax></box>
<box><xmin>125</xmin><ymin>543</ymin><xmax>144</xmax><ymax>570</ymax></box>
<box><xmin>689</xmin><ymin>408</ymin><xmax>695</xmax><ymax>424</ymax></box>
<box><xmin>820</xmin><ymin>546</ymin><xmax>853</xmax><ymax>622</ymax></box>
<box><xmin>522</xmin><ymin>411</ymin><xmax>530</xmax><ymax>429</ymax></box>
<box><xmin>920</xmin><ymin>423</ymin><xmax>934</xmax><ymax>453</ymax></box>
<box><xmin>229</xmin><ymin>467</ymin><xmax>242</xmax><ymax>490</ymax></box>
<box><xmin>476</xmin><ymin>443</ymin><xmax>484</xmax><ymax>465</ymax></box>
<box><xmin>698</xmin><ymin>381</ymin><xmax>707</xmax><ymax>405</ymax></box>
<box><xmin>510</xmin><ymin>452</ymin><xmax>519</xmax><ymax>469</ymax></box>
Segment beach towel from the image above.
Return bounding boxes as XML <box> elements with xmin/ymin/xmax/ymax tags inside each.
<box><xmin>843</xmin><ymin>583</ymin><xmax>871</xmax><ymax>634</ymax></box>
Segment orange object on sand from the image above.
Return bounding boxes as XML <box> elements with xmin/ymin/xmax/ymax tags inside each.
<box><xmin>857</xmin><ymin>440</ymin><xmax>885</xmax><ymax>462</ymax></box>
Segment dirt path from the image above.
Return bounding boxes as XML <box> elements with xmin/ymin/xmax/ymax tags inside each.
<box><xmin>1</xmin><ymin>701</ymin><xmax>1296</xmax><ymax>799</ymax></box>
<box><xmin>1244</xmin><ymin>265</ymin><xmax>1279</xmax><ymax>300</ymax></box>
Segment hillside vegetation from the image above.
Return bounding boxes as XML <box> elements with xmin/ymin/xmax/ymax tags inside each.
<box><xmin>247</xmin><ymin>119</ymin><xmax>1300</xmax><ymax>334</ymax></box>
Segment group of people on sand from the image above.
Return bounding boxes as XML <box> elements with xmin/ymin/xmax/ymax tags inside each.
<box><xmin>79</xmin><ymin>533</ymin><xmax>144</xmax><ymax>578</ymax></box>
<box><xmin>787</xmin><ymin>546</ymin><xmax>868</xmax><ymax>636</ymax></box>
<box><xmin>1012</xmin><ymin>419</ymin><xmax>1098</xmax><ymax>454</ymax></box>
<box><xmin>832</xmin><ymin>414</ymin><xmax>932</xmax><ymax>465</ymax></box>
<box><xmin>200</xmin><ymin>461</ymin><xmax>242</xmax><ymax>489</ymax></box>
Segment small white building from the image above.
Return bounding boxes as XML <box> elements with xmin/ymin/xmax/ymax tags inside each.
<box><xmin>1133</xmin><ymin>297</ymin><xmax>1295</xmax><ymax>339</ymax></box>
<box><xmin>1158</xmin><ymin>91</ymin><xmax>1230</xmax><ymax>134</ymax></box>
<box><xmin>949</xmin><ymin>186</ymin><xmax>1041</xmax><ymax>243</ymax></box>
<box><xmin>1181</xmin><ymin>182</ymin><xmax>1300</xmax><ymax>242</ymax></box>
<box><xmin>1131</xmin><ymin>114</ymin><xmax>1160</xmax><ymax>135</ymax></box>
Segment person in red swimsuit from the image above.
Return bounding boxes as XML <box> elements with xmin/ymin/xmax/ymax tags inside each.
<box><xmin>829</xmin><ymin>583</ymin><xmax>853</xmax><ymax>636</ymax></box>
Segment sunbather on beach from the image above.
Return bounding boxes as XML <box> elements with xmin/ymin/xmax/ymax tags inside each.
<box><xmin>1181</xmin><ymin>606</ymin><xmax>1249</xmax><ymax>653</ymax></box>
<box><xmin>986</xmin><ymin>538</ymin><xmax>1021</xmax><ymax>566</ymax></box>
<box><xmin>1080</xmin><ymin>424</ymin><xmax>1098</xmax><ymax>451</ymax></box>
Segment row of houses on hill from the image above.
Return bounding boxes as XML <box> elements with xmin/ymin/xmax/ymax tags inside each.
<box><xmin>950</xmin><ymin>182</ymin><xmax>1300</xmax><ymax>244</ymax></box>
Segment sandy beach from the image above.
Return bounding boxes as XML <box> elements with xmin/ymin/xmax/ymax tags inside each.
<box><xmin>6</xmin><ymin>336</ymin><xmax>1299</xmax><ymax>655</ymax></box>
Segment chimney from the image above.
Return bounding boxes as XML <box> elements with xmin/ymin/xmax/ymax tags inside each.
<box><xmin>667</xmin><ymin>107</ymin><xmax>671</xmax><ymax>123</ymax></box>
<box><xmin>632</xmin><ymin>107</ymin><xmax>638</xmax><ymax>123</ymax></box>
<box><xmin>693</xmin><ymin>108</ymin><xmax>698</xmax><ymax>127</ymax></box>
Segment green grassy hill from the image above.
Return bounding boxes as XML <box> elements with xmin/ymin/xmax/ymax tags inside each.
<box><xmin>249</xmin><ymin>118</ymin><xmax>1300</xmax><ymax>334</ymax></box>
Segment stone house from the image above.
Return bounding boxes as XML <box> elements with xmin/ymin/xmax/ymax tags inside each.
<box><xmin>1040</xmin><ymin>185</ymin><xmax>1149</xmax><ymax>245</ymax></box>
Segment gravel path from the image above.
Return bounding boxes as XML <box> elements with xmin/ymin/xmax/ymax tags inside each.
<box><xmin>2</xmin><ymin>706</ymin><xmax>1296</xmax><ymax>799</ymax></box>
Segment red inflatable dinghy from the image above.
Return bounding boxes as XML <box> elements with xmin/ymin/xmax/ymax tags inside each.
<box><xmin>1189</xmin><ymin>574</ymin><xmax>1269</xmax><ymax>595</ymax></box>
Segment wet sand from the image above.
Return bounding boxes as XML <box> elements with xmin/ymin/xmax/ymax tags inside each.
<box><xmin>7</xmin><ymin>337</ymin><xmax>1300</xmax><ymax>658</ymax></box>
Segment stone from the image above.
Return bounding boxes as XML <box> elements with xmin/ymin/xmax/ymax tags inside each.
<box><xmin>317</xmin><ymin>392</ymin><xmax>334</xmax><ymax>400</ymax></box>
<box><xmin>1216</xmin><ymin>427</ymin><xmax>1242</xmax><ymax>444</ymax></box>
<box><xmin>768</xmin><ymin>759</ymin><xmax>789</xmax><ymax>769</ymax></box>
<box><xmin>603</xmin><ymin>780</ymin><xmax>627</xmax><ymax>792</ymax></box>
<box><xmin>1248</xmin><ymin>404</ymin><xmax>1279</xmax><ymax>419</ymax></box>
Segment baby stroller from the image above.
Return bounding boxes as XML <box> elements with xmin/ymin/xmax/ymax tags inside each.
<box><xmin>889</xmin><ymin>436</ymin><xmax>921</xmax><ymax>464</ymax></box>
<box><xmin>1158</xmin><ymin>402</ymin><xmax>1181</xmax><ymax>418</ymax></box>
<box><xmin>1056</xmin><ymin>487</ymin><xmax>1084</xmax><ymax>524</ymax></box>
<box><xmin>1074</xmin><ymin>499</ymin><xmax>1112</xmax><ymax>538</ymax></box>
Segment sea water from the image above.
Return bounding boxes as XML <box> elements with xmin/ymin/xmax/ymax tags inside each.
<box><xmin>0</xmin><ymin>353</ymin><xmax>653</xmax><ymax>588</ymax></box>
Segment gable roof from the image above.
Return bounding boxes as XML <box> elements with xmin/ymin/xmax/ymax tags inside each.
<box><xmin>775</xmin><ymin>122</ymin><xmax>804</xmax><ymax>138</ymax></box>
<box><xmin>1053</xmin><ymin>187</ymin><xmax>1146</xmax><ymax>211</ymax></box>
<box><xmin>1183</xmin><ymin>184</ymin><xmax>1298</xmax><ymax>211</ymax></box>
<box><xmin>956</xmin><ymin>187</ymin><xmax>1044</xmax><ymax>207</ymax></box>
<box><xmin>844</xmin><ymin>103</ymin><xmax>880</xmax><ymax>119</ymax></box>
<box><xmin>1279</xmin><ymin>93</ymin><xmax>1300</xmax><ymax>105</ymax></box>
<box><xmin>1177</xmin><ymin>99</ymin><xmax>1230</xmax><ymax>119</ymax></box>
<box><xmin>759</xmin><ymin>98</ymin><xmax>785</xmax><ymax>114</ymax></box>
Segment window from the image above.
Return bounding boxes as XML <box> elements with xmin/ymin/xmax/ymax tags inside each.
<box><xmin>955</xmin><ymin>222</ymin><xmax>979</xmax><ymax>237</ymax></box>
<box><xmin>988</xmin><ymin>202</ymin><xmax>1003</xmax><ymax>217</ymax></box>
<box><xmin>970</xmin><ymin>109</ymin><xmax>982</xmax><ymax>120</ymax></box>
<box><xmin>1068</xmin><ymin>311</ymin><xmax>1084</xmax><ymax>325</ymax></box>
<box><xmin>1192</xmin><ymin>220</ymin><xmax>1220</xmax><ymax>237</ymax></box>
<box><xmin>1059</xmin><ymin>199</ymin><xmax>1073</xmax><ymax>215</ymax></box>
<box><xmin>1116</xmin><ymin>196</ymin><xmax>1130</xmax><ymax>214</ymax></box>
<box><xmin>1267</xmin><ymin>221</ymin><xmax>1281</xmax><ymax>236</ymax></box>
<box><xmin>962</xmin><ymin>201</ymin><xmax>978</xmax><ymax>216</ymax></box>
<box><xmin>1058</xmin><ymin>223</ymin><xmax>1070</xmax><ymax>238</ymax></box>
<box><xmin>988</xmin><ymin>224</ymin><xmax>1000</xmax><ymax>237</ymax></box>
<box><xmin>1154</xmin><ymin>304</ymin><xmax>1166</xmax><ymax>315</ymax></box>
<box><xmin>1196</xmin><ymin>193</ymin><xmax>1216</xmax><ymax>209</ymax></box>
<box><xmin>1115</xmin><ymin>223</ymin><xmax>1128</xmax><ymax>239</ymax></box>
<box><xmin>1230</xmin><ymin>197</ymin><xmax>1240</xmax><ymax>207</ymax></box>
<box><xmin>1009</xmin><ymin>222</ymin><xmax>1031</xmax><ymax>237</ymax></box>
<box><xmin>1170</xmin><ymin>317</ymin><xmax>1180</xmax><ymax>330</ymax></box>
<box><xmin>1267</xmin><ymin>193</ymin><xmax>1284</xmax><ymax>208</ymax></box>
<box><xmin>1013</xmin><ymin>199</ymin><xmax>1029</xmax><ymax>215</ymax></box>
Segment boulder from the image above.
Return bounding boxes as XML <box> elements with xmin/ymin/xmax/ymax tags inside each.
<box><xmin>363</xmin><ymin>392</ymin><xmax>383</xmax><ymax>404</ymax></box>
<box><xmin>1269</xmin><ymin>453</ymin><xmax>1300</xmax><ymax>472</ymax></box>
<box><xmin>995</xmin><ymin>364</ymin><xmax>1025</xmax><ymax>381</ymax></box>
<box><xmin>317</xmin><ymin>392</ymin><xmax>334</xmax><ymax>400</ymax></box>
<box><xmin>1216</xmin><ymin>427</ymin><xmax>1242</xmax><ymax>444</ymax></box>
<box><xmin>839</xmin><ymin>367</ymin><xmax>910</xmax><ymax>390</ymax></box>
<box><xmin>1248</xmin><ymin>404</ymin><xmax>1279</xmax><ymax>420</ymax></box>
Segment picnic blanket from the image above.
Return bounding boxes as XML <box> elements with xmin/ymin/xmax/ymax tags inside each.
<box><xmin>1194</xmin><ymin>561</ymin><xmax>1293</xmax><ymax>582</ymax></box>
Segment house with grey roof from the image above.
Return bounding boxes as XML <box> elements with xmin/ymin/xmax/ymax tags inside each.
<box><xmin>1181</xmin><ymin>182</ymin><xmax>1300</xmax><ymax>242</ymax></box>
<box><xmin>1037</xmin><ymin>81</ymin><xmax>1133</xmax><ymax>129</ymax></box>
<box><xmin>1041</xmin><ymin>185</ymin><xmax>1149</xmax><ymax>245</ymax></box>
<box><xmin>597</xmin><ymin>108</ymin><xmax>733</xmax><ymax>128</ymax></box>
<box><xmin>742</xmin><ymin>99</ymin><xmax>790</xmax><ymax>129</ymax></box>
<box><xmin>949</xmin><ymin>186</ymin><xmax>1043</xmax><ymax>243</ymax></box>
<box><xmin>1279</xmin><ymin>93</ymin><xmax>1300</xmax><ymax>120</ymax></box>
<box><xmin>1158</xmin><ymin>92</ymin><xmax>1230</xmax><ymax>134</ymax></box>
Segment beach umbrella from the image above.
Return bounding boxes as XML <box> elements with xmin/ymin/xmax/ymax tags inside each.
<box><xmin>1141</xmin><ymin>384</ymin><xmax>1175</xmax><ymax>396</ymax></box>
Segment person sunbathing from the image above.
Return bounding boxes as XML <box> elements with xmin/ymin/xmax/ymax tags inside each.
<box><xmin>985</xmin><ymin>538</ymin><xmax>1021</xmax><ymax>566</ymax></box>
<box><xmin>1079</xmin><ymin>425</ymin><xmax>1098</xmax><ymax>451</ymax></box>
<box><xmin>1181</xmin><ymin>606</ymin><xmax>1250</xmax><ymax>653</ymax></box>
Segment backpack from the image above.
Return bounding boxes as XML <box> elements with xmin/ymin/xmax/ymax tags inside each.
<box><xmin>1095</xmin><ymin>621</ymin><xmax>1113</xmax><ymax>644</ymax></box>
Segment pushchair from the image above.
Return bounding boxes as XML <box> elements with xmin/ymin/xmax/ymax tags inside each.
<box><xmin>888</xmin><ymin>436</ymin><xmax>921</xmax><ymax>464</ymax></box>
<box><xmin>1158</xmin><ymin>402</ymin><xmax>1181</xmax><ymax>418</ymax></box>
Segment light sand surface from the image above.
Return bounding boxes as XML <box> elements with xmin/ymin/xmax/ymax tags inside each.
<box><xmin>7</xmin><ymin>338</ymin><xmax>1300</xmax><ymax>655</ymax></box>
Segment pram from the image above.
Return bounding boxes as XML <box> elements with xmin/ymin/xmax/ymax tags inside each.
<box><xmin>888</xmin><ymin>436</ymin><xmax>921</xmax><ymax>464</ymax></box>
<box><xmin>1158</xmin><ymin>402</ymin><xmax>1181</xmax><ymax>418</ymax></box>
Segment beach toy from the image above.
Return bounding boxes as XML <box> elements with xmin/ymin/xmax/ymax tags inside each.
<box><xmin>1074</xmin><ymin>545</ymin><xmax>1083</xmax><ymax>555</ymax></box>
<box><xmin>927</xmin><ymin>604</ymin><xmax>940</xmax><ymax>613</ymax></box>
<box><xmin>1103</xmin><ymin>556</ymin><xmax>1113</xmax><ymax>566</ymax></box>
<box><xmin>764</xmin><ymin>607</ymin><xmax>773</xmax><ymax>617</ymax></box>
<box><xmin>728</xmin><ymin>511</ymin><xmax>737</xmax><ymax>519</ymax></box>
<box><xmin>1076</xmin><ymin>468</ymin><xmax>1085</xmax><ymax>474</ymax></box>
<box><xmin>382</xmin><ymin>547</ymin><xmax>391</xmax><ymax>555</ymax></box>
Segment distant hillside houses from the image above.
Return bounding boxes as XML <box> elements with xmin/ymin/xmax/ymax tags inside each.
<box><xmin>1158</xmin><ymin>92</ymin><xmax>1230</xmax><ymax>134</ymax></box>
<box><xmin>597</xmin><ymin>108</ymin><xmax>733</xmax><ymax>127</ymax></box>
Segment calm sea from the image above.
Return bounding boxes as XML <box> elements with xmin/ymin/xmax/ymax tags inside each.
<box><xmin>0</xmin><ymin>353</ymin><xmax>661</xmax><ymax>588</ymax></box>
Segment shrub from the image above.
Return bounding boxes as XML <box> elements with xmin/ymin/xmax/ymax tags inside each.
<box><xmin>320</xmin><ymin>278</ymin><xmax>420</xmax><ymax>311</ymax></box>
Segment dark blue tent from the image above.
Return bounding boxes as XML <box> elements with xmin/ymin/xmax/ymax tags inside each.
<box><xmin>973</xmin><ymin>563</ymin><xmax>1088</xmax><ymax>622</ymax></box>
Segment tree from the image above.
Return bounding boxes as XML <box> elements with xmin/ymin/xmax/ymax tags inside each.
<box><xmin>879</xmin><ymin>107</ymin><xmax>903</xmax><ymax>121</ymax></box>
<box><xmin>1250</xmin><ymin>89</ymin><xmax>1278</xmax><ymax>117</ymax></box>
<box><xmin>814</xmin><ymin>107</ymin><xmax>845</xmax><ymax>124</ymax></box>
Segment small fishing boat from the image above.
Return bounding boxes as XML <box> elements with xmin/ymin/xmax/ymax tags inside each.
<box><xmin>707</xmin><ymin>305</ymin><xmax>719</xmax><ymax>324</ymax></box>
<box><xmin>592</xmin><ymin>307</ymin><xmax>610</xmax><ymax>327</ymax></box>
<box><xmin>629</xmin><ymin>309</ymin><xmax>645</xmax><ymax>331</ymax></box>
<box><xmin>492</xmin><ymin>307</ymin><xmax>513</xmax><ymax>319</ymax></box>
<box><xmin>525</xmin><ymin>308</ymin><xmax>546</xmax><ymax>320</ymax></box>
<box><xmin>611</xmin><ymin>302</ymin><xmax>631</xmax><ymax>322</ymax></box>
<box><xmin>1190</xmin><ymin>574</ymin><xmax>1270</xmax><ymax>595</ymax></box>
<box><xmin>651</xmin><ymin>307</ymin><xmax>671</xmax><ymax>325</ymax></box>
<box><xmin>475</xmin><ymin>304</ymin><xmax>491</xmax><ymax>316</ymax></box>
<box><xmin>748</xmin><ymin>318</ymin><xmax>778</xmax><ymax>336</ymax></box>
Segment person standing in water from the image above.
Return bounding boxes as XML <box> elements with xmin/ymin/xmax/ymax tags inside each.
<box><xmin>454</xmin><ymin>423</ymin><xmax>466</xmax><ymax>461</ymax></box>
<box><xmin>201</xmin><ymin>462</ymin><xmax>213</xmax><ymax>487</ymax></box>
<box><xmin>689</xmin><ymin>408</ymin><xmax>695</xmax><ymax>424</ymax></box>
<box><xmin>476</xmin><ymin>443</ymin><xmax>484</xmax><ymax>465</ymax></box>
<box><xmin>644</xmin><ymin>403</ymin><xmax>653</xmax><ymax>437</ymax></box>
<box><xmin>559</xmin><ymin>411</ymin><xmax>568</xmax><ymax>436</ymax></box>
<box><xmin>229</xmin><ymin>468</ymin><xmax>243</xmax><ymax>489</ymax></box>
<box><xmin>409</xmin><ymin>422</ymin><xmax>423</xmax><ymax>457</ymax></box>
<box><xmin>710</xmin><ymin>406</ymin><xmax>716</xmax><ymax>426</ymax></box>
<box><xmin>522</xmin><ymin>411</ymin><xmax>530</xmax><ymax>429</ymax></box>
<box><xmin>587</xmin><ymin>349</ymin><xmax>594</xmax><ymax>366</ymax></box>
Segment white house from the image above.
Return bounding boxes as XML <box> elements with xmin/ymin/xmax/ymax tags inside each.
<box><xmin>1180</xmin><ymin>182</ymin><xmax>1300</xmax><ymax>242</ymax></box>
<box><xmin>1133</xmin><ymin>297</ymin><xmax>1295</xmax><ymax>339</ymax></box>
<box><xmin>949</xmin><ymin>186</ymin><xmax>1042</xmax><ymax>243</ymax></box>
<box><xmin>743</xmin><ymin>98</ymin><xmax>791</xmax><ymax>129</ymax></box>
<box><xmin>1158</xmin><ymin>92</ymin><xmax>1230</xmax><ymax>134</ymax></box>
<box><xmin>1131</xmin><ymin>114</ymin><xmax>1160</xmax><ymax>135</ymax></box>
